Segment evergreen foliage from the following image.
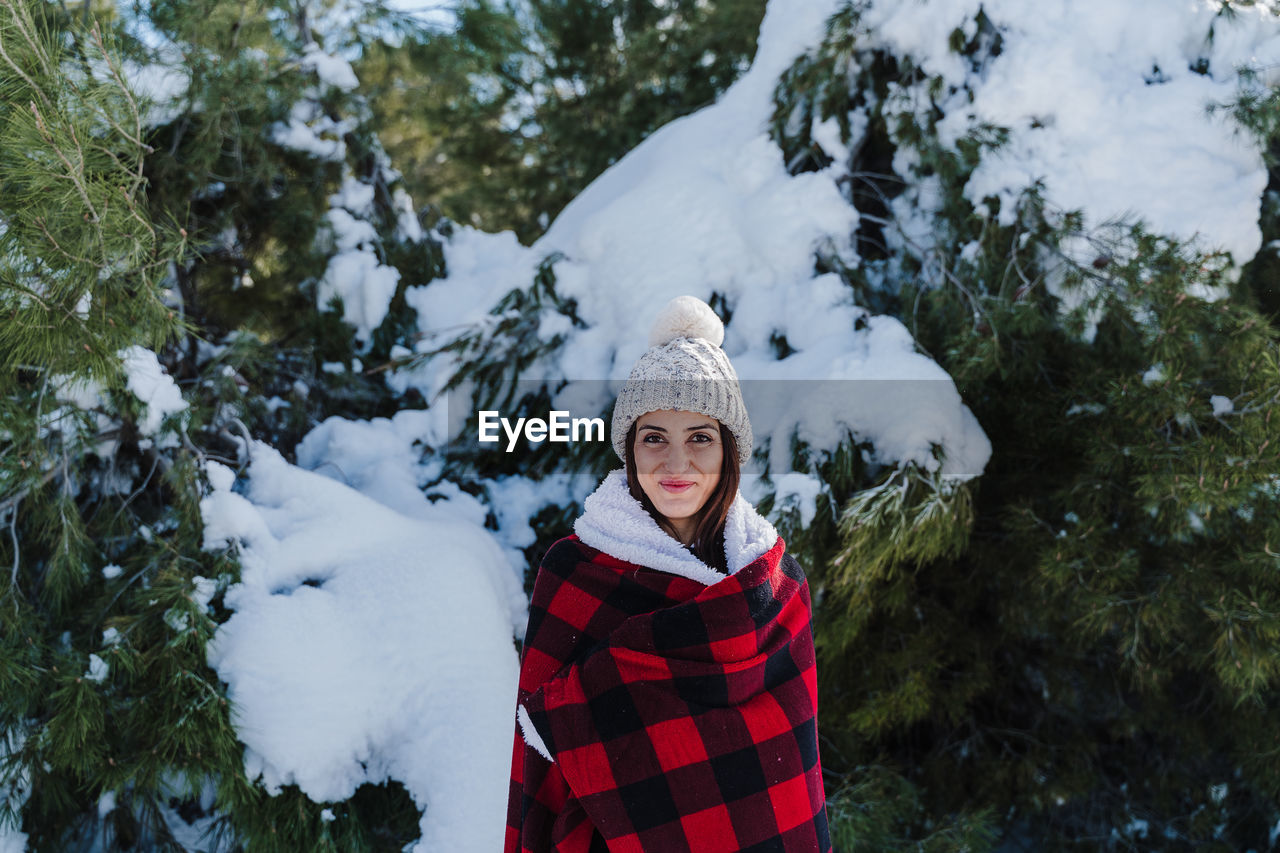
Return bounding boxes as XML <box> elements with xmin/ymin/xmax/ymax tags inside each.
<box><xmin>2</xmin><ymin>0</ymin><xmax>440</xmax><ymax>847</ymax></box>
<box><xmin>357</xmin><ymin>0</ymin><xmax>767</xmax><ymax>241</ymax></box>
<box><xmin>768</xmin><ymin>2</ymin><xmax>1280</xmax><ymax>848</ymax></box>
<box><xmin>4</xmin><ymin>0</ymin><xmax>1279</xmax><ymax>848</ymax></box>
<box><xmin>0</xmin><ymin>0</ymin><xmax>214</xmax><ymax>846</ymax></box>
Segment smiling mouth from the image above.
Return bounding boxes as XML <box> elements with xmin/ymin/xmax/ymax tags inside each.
<box><xmin>660</xmin><ymin>480</ymin><xmax>696</xmax><ymax>492</ymax></box>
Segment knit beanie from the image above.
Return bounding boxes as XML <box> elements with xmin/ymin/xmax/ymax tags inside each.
<box><xmin>611</xmin><ymin>295</ymin><xmax>753</xmax><ymax>467</ymax></box>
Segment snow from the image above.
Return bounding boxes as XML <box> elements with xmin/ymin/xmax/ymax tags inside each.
<box><xmin>294</xmin><ymin>412</ymin><xmax>534</xmax><ymax>627</ymax></box>
<box><xmin>102</xmin><ymin>563</ymin><xmax>123</xmax><ymax>580</ymax></box>
<box><xmin>1210</xmin><ymin>394</ymin><xmax>1234</xmax><ymax>416</ymax></box>
<box><xmin>860</xmin><ymin>0</ymin><xmax>1280</xmax><ymax>265</ymax></box>
<box><xmin>330</xmin><ymin>177</ymin><xmax>376</xmax><ymax>217</ymax></box>
<box><xmin>84</xmin><ymin>654</ymin><xmax>109</xmax><ymax>683</ymax></box>
<box><xmin>317</xmin><ymin>247</ymin><xmax>402</xmax><ymax>347</ymax></box>
<box><xmin>259</xmin><ymin>44</ymin><xmax>421</xmax><ymax>352</ymax></box>
<box><xmin>0</xmin><ymin>731</ymin><xmax>29</xmax><ymax>853</ymax></box>
<box><xmin>1187</xmin><ymin>508</ymin><xmax>1206</xmax><ymax>534</ymax></box>
<box><xmin>119</xmin><ymin>345</ymin><xmax>189</xmax><ymax>444</ymax></box>
<box><xmin>164</xmin><ymin>606</ymin><xmax>190</xmax><ymax>632</ymax></box>
<box><xmin>392</xmin><ymin>187</ymin><xmax>424</xmax><ymax>242</ymax></box>
<box><xmin>199</xmin><ymin>441</ymin><xmax>522</xmax><ymax>853</ymax></box>
<box><xmin>396</xmin><ymin>0</ymin><xmax>992</xmax><ymax>481</ymax></box>
<box><xmin>46</xmin><ymin>372</ymin><xmax>121</xmax><ymax>455</ymax></box>
<box><xmin>766</xmin><ymin>471</ymin><xmax>826</xmax><ymax>527</ymax></box>
<box><xmin>268</xmin><ymin>100</ymin><xmax>351</xmax><ymax>161</ymax></box>
<box><xmin>294</xmin><ymin>411</ymin><xmax>449</xmax><ymax>521</ymax></box>
<box><xmin>393</xmin><ymin>227</ymin><xmax>543</xmax><ymax>401</ymax></box>
<box><xmin>51</xmin><ymin>374</ymin><xmax>104</xmax><ymax>410</ymax></box>
<box><xmin>192</xmin><ymin>576</ymin><xmax>218</xmax><ymax>611</ymax></box>
<box><xmin>315</xmin><ymin>175</ymin><xmax>408</xmax><ymax>349</ymax></box>
<box><xmin>300</xmin><ymin>42</ymin><xmax>359</xmax><ymax>92</ymax></box>
<box><xmin>327</xmin><ymin>208</ymin><xmax>378</xmax><ymax>252</ymax></box>
<box><xmin>483</xmin><ymin>474</ymin><xmax>594</xmax><ymax>554</ymax></box>
<box><xmin>96</xmin><ymin>790</ymin><xmax>116</xmax><ymax>818</ymax></box>
<box><xmin>72</xmin><ymin>0</ymin><xmax>1279</xmax><ymax>849</ymax></box>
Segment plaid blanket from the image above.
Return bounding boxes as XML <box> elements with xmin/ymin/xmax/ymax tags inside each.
<box><xmin>505</xmin><ymin>532</ymin><xmax>830</xmax><ymax>852</ymax></box>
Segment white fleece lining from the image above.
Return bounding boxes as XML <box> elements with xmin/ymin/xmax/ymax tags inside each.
<box><xmin>573</xmin><ymin>469</ymin><xmax>778</xmax><ymax>586</ymax></box>
<box><xmin>517</xmin><ymin>704</ymin><xmax>554</xmax><ymax>763</ymax></box>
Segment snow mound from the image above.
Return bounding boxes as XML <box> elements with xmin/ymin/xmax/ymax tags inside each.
<box><xmin>200</xmin><ymin>443</ymin><xmax>519</xmax><ymax>853</ymax></box>
<box><xmin>294</xmin><ymin>410</ymin><xmax>529</xmax><ymax>634</ymax></box>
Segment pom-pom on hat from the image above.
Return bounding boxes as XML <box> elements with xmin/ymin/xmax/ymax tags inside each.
<box><xmin>612</xmin><ymin>295</ymin><xmax>753</xmax><ymax>467</ymax></box>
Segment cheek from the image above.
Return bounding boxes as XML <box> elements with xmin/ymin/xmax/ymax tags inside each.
<box><xmin>634</xmin><ymin>446</ymin><xmax>661</xmax><ymax>468</ymax></box>
<box><xmin>696</xmin><ymin>446</ymin><xmax>723</xmax><ymax>469</ymax></box>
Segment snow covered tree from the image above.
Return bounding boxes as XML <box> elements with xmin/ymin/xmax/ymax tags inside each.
<box><xmin>8</xmin><ymin>0</ymin><xmax>1280</xmax><ymax>849</ymax></box>
<box><xmin>0</xmin><ymin>1</ymin><xmax>209</xmax><ymax>848</ymax></box>
<box><xmin>126</xmin><ymin>0</ymin><xmax>442</xmax><ymax>445</ymax></box>
<box><xmin>765</xmin><ymin>1</ymin><xmax>1280</xmax><ymax>847</ymax></box>
<box><xmin>358</xmin><ymin>0</ymin><xmax>768</xmax><ymax>240</ymax></box>
<box><xmin>1</xmin><ymin>0</ymin><xmax>450</xmax><ymax>847</ymax></box>
<box><xmin>5</xmin><ymin>0</ymin><xmax>766</xmax><ymax>847</ymax></box>
<box><xmin>380</xmin><ymin>0</ymin><xmax>1280</xmax><ymax>848</ymax></box>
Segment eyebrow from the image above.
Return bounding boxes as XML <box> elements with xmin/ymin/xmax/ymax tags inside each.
<box><xmin>638</xmin><ymin>423</ymin><xmax>716</xmax><ymax>432</ymax></box>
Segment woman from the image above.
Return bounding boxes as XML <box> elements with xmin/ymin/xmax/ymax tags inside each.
<box><xmin>505</xmin><ymin>295</ymin><xmax>830</xmax><ymax>853</ymax></box>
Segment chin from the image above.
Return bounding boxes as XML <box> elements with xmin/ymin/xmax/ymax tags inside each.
<box><xmin>658</xmin><ymin>507</ymin><xmax>695</xmax><ymax>524</ymax></box>
<box><xmin>655</xmin><ymin>497</ymin><xmax>701</xmax><ymax>521</ymax></box>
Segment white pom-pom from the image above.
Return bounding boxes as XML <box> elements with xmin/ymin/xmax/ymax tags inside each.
<box><xmin>648</xmin><ymin>295</ymin><xmax>724</xmax><ymax>348</ymax></box>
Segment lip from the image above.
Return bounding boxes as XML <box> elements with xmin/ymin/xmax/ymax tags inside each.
<box><xmin>659</xmin><ymin>480</ymin><xmax>696</xmax><ymax>493</ymax></box>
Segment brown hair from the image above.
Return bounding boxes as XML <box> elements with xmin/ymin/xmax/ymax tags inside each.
<box><xmin>624</xmin><ymin>418</ymin><xmax>740</xmax><ymax>574</ymax></box>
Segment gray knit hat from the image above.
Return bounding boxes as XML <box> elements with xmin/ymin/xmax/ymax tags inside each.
<box><xmin>611</xmin><ymin>295</ymin><xmax>753</xmax><ymax>467</ymax></box>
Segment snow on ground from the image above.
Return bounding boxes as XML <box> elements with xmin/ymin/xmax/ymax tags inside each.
<box><xmin>293</xmin><ymin>410</ymin><xmax>537</xmax><ymax>632</ymax></box>
<box><xmin>199</xmin><ymin>441</ymin><xmax>522</xmax><ymax>853</ymax></box>
<box><xmin>294</xmin><ymin>410</ymin><xmax>596</xmax><ymax>630</ymax></box>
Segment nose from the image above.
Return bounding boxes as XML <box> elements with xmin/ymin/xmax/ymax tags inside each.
<box><xmin>663</xmin><ymin>441</ymin><xmax>692</xmax><ymax>474</ymax></box>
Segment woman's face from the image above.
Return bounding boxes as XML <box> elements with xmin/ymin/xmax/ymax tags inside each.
<box><xmin>633</xmin><ymin>409</ymin><xmax>723</xmax><ymax>545</ymax></box>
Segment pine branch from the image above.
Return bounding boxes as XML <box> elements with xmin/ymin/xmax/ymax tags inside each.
<box><xmin>0</xmin><ymin>1</ymin><xmax>54</xmax><ymax>109</ymax></box>
<box><xmin>88</xmin><ymin>20</ymin><xmax>154</xmax><ymax>162</ymax></box>
<box><xmin>29</xmin><ymin>100</ymin><xmax>102</xmax><ymax>224</ymax></box>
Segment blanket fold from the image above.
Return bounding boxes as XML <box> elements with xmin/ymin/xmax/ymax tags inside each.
<box><xmin>505</xmin><ymin>531</ymin><xmax>830</xmax><ymax>853</ymax></box>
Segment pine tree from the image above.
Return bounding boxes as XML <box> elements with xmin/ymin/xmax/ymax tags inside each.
<box><xmin>2</xmin><ymin>0</ymin><xmax>444</xmax><ymax>847</ymax></box>
<box><xmin>0</xmin><ymin>0</ymin><xmax>202</xmax><ymax>847</ymax></box>
<box><xmin>765</xmin><ymin>2</ymin><xmax>1280</xmax><ymax>848</ymax></box>
<box><xmin>357</xmin><ymin>0</ymin><xmax>768</xmax><ymax>241</ymax></box>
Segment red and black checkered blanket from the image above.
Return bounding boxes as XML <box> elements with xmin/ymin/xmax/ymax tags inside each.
<box><xmin>505</xmin><ymin>532</ymin><xmax>830</xmax><ymax>852</ymax></box>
